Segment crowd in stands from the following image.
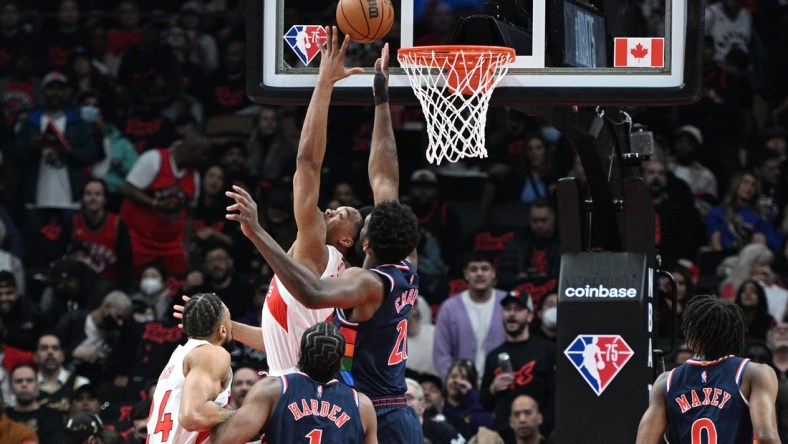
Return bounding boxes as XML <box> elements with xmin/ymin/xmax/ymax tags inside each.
<box><xmin>0</xmin><ymin>0</ymin><xmax>788</xmax><ymax>442</ymax></box>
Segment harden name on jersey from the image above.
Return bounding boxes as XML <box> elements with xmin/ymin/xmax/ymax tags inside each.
<box><xmin>287</xmin><ymin>399</ymin><xmax>352</xmax><ymax>428</ymax></box>
<box><xmin>674</xmin><ymin>387</ymin><xmax>733</xmax><ymax>413</ymax></box>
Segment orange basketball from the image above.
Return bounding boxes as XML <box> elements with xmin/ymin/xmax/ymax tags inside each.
<box><xmin>336</xmin><ymin>0</ymin><xmax>394</xmax><ymax>43</ymax></box>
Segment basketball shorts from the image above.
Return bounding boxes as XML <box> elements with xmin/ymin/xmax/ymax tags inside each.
<box><xmin>375</xmin><ymin>404</ymin><xmax>423</xmax><ymax>444</ymax></box>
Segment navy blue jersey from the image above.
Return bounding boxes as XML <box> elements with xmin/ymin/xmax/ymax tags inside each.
<box><xmin>333</xmin><ymin>260</ymin><xmax>419</xmax><ymax>398</ymax></box>
<box><xmin>262</xmin><ymin>373</ymin><xmax>364</xmax><ymax>444</ymax></box>
<box><xmin>665</xmin><ymin>356</ymin><xmax>753</xmax><ymax>444</ymax></box>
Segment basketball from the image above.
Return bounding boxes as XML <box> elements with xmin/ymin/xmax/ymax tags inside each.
<box><xmin>336</xmin><ymin>0</ymin><xmax>394</xmax><ymax>43</ymax></box>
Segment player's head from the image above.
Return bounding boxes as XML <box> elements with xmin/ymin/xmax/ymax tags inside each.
<box><xmin>182</xmin><ymin>292</ymin><xmax>233</xmax><ymax>351</ymax></box>
<box><xmin>298</xmin><ymin>321</ymin><xmax>345</xmax><ymax>383</ymax></box>
<box><xmin>362</xmin><ymin>200</ymin><xmax>419</xmax><ymax>264</ymax></box>
<box><xmin>324</xmin><ymin>206</ymin><xmax>364</xmax><ymax>254</ymax></box>
<box><xmin>682</xmin><ymin>294</ymin><xmax>746</xmax><ymax>360</ymax></box>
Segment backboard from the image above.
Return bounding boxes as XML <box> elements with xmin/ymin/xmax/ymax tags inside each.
<box><xmin>247</xmin><ymin>0</ymin><xmax>703</xmax><ymax>106</ymax></box>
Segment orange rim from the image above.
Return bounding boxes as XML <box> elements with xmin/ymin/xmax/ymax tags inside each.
<box><xmin>398</xmin><ymin>45</ymin><xmax>516</xmax><ymax>66</ymax></box>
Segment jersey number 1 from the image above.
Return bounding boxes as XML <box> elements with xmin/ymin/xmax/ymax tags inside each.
<box><xmin>153</xmin><ymin>389</ymin><xmax>174</xmax><ymax>442</ymax></box>
<box><xmin>388</xmin><ymin>319</ymin><xmax>408</xmax><ymax>365</ymax></box>
<box><xmin>691</xmin><ymin>418</ymin><xmax>717</xmax><ymax>444</ymax></box>
<box><xmin>306</xmin><ymin>429</ymin><xmax>323</xmax><ymax>443</ymax></box>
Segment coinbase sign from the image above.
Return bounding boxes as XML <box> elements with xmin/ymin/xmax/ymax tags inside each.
<box><xmin>564</xmin><ymin>285</ymin><xmax>637</xmax><ymax>298</ymax></box>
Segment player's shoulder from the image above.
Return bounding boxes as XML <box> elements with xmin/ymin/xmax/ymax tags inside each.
<box><xmin>742</xmin><ymin>360</ymin><xmax>778</xmax><ymax>381</ymax></box>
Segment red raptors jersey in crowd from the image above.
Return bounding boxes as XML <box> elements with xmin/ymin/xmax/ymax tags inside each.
<box><xmin>72</xmin><ymin>212</ymin><xmax>121</xmax><ymax>282</ymax></box>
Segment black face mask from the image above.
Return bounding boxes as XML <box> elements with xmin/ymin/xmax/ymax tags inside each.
<box><xmin>102</xmin><ymin>315</ymin><xmax>121</xmax><ymax>332</ymax></box>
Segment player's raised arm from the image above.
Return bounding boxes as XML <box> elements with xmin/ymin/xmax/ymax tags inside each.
<box><xmin>368</xmin><ymin>43</ymin><xmax>400</xmax><ymax>205</ymax></box>
<box><xmin>211</xmin><ymin>376</ymin><xmax>281</xmax><ymax>443</ymax></box>
<box><xmin>227</xmin><ymin>185</ymin><xmax>381</xmax><ymax>309</ymax></box>
<box><xmin>292</xmin><ymin>26</ymin><xmax>363</xmax><ymax>272</ymax></box>
<box><xmin>635</xmin><ymin>372</ymin><xmax>669</xmax><ymax>444</ymax></box>
<box><xmin>746</xmin><ymin>363</ymin><xmax>780</xmax><ymax>443</ymax></box>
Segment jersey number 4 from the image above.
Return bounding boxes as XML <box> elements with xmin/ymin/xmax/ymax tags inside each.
<box><xmin>152</xmin><ymin>390</ymin><xmax>174</xmax><ymax>442</ymax></box>
<box><xmin>388</xmin><ymin>319</ymin><xmax>408</xmax><ymax>365</ymax></box>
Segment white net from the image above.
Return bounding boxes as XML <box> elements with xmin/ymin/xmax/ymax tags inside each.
<box><xmin>398</xmin><ymin>46</ymin><xmax>515</xmax><ymax>165</ymax></box>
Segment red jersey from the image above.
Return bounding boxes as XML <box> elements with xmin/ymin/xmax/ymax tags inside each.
<box><xmin>72</xmin><ymin>212</ymin><xmax>121</xmax><ymax>281</ymax></box>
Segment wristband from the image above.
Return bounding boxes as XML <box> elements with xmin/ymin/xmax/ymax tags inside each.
<box><xmin>374</xmin><ymin>72</ymin><xmax>389</xmax><ymax>106</ymax></box>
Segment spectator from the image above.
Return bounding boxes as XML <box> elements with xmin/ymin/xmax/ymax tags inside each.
<box><xmin>705</xmin><ymin>0</ymin><xmax>753</xmax><ymax>63</ymax></box>
<box><xmin>41</xmin><ymin>0</ymin><xmax>88</xmax><ymax>72</ymax></box>
<box><xmin>124</xmin><ymin>399</ymin><xmax>149</xmax><ymax>444</ymax></box>
<box><xmin>327</xmin><ymin>182</ymin><xmax>365</xmax><ymax>210</ymax></box>
<box><xmin>483</xmin><ymin>133</ymin><xmax>558</xmax><ymax>209</ymax></box>
<box><xmin>12</xmin><ymin>71</ymin><xmax>97</xmax><ymax>269</ymax></box>
<box><xmin>707</xmin><ymin>170</ymin><xmax>784</xmax><ymax>254</ymax></box>
<box><xmin>442</xmin><ymin>359</ymin><xmax>494</xmax><ymax>439</ymax></box>
<box><xmin>55</xmin><ymin>291</ymin><xmax>136</xmax><ymax>388</ymax></box>
<box><xmin>497</xmin><ymin>199</ymin><xmax>561</xmax><ymax>290</ymax></box>
<box><xmin>719</xmin><ymin>243</ymin><xmax>788</xmax><ymax>324</ymax></box>
<box><xmin>34</xmin><ymin>333</ymin><xmax>90</xmax><ymax>415</ymax></box>
<box><xmin>39</xmin><ymin>258</ymin><xmax>114</xmax><ymax>325</ymax></box>
<box><xmin>480</xmin><ymin>290</ymin><xmax>555</xmax><ymax>433</ymax></box>
<box><xmin>68</xmin><ymin>384</ymin><xmax>101</xmax><ymax>417</ymax></box>
<box><xmin>203</xmin><ymin>37</ymin><xmax>251</xmax><ymax>117</ymax></box>
<box><xmin>753</xmin><ymin>148</ymin><xmax>788</xmax><ymax>229</ymax></box>
<box><xmin>71</xmin><ymin>178</ymin><xmax>134</xmax><ymax>292</ymax></box>
<box><xmin>0</xmin><ymin>271</ymin><xmax>42</xmax><ymax>370</ymax></box>
<box><xmin>657</xmin><ymin>265</ymin><xmax>696</xmax><ymax>341</ymax></box>
<box><xmin>67</xmin><ymin>52</ymin><xmax>115</xmax><ymax>114</ymax></box>
<box><xmin>642</xmin><ymin>155</ymin><xmax>704</xmax><ymax>263</ymax></box>
<box><xmin>529</xmin><ymin>292</ymin><xmax>557</xmax><ymax>343</ymax></box>
<box><xmin>434</xmin><ymin>252</ymin><xmax>507</xmax><ymax>381</ymax></box>
<box><xmin>6</xmin><ymin>363</ymin><xmax>66</xmax><ymax>444</ymax></box>
<box><xmin>0</xmin><ymin>219</ymin><xmax>25</xmax><ymax>295</ymax></box>
<box><xmin>735</xmin><ymin>279</ymin><xmax>777</xmax><ymax>340</ymax></box>
<box><xmin>188</xmin><ymin>242</ymin><xmax>253</xmax><ymax>321</ymax></box>
<box><xmin>668</xmin><ymin>124</ymin><xmax>718</xmax><ymax>218</ymax></box>
<box><xmin>406</xmin><ymin>377</ymin><xmax>467</xmax><ymax>444</ymax></box>
<box><xmin>0</xmin><ymin>0</ymin><xmax>40</xmax><ymax>78</ymax></box>
<box><xmin>64</xmin><ymin>411</ymin><xmax>103</xmax><ymax>444</ymax></box>
<box><xmin>129</xmin><ymin>263</ymin><xmax>171</xmax><ymax>322</ymax></box>
<box><xmin>107</xmin><ymin>1</ymin><xmax>142</xmax><ymax>56</ymax></box>
<box><xmin>217</xmin><ymin>141</ymin><xmax>252</xmax><ymax>196</ymax></box>
<box><xmin>178</xmin><ymin>1</ymin><xmax>219</xmax><ymax>74</ymax></box>
<box><xmin>505</xmin><ymin>395</ymin><xmax>546</xmax><ymax>444</ymax></box>
<box><xmin>120</xmin><ymin>133</ymin><xmax>209</xmax><ymax>278</ymax></box>
<box><xmin>245</xmin><ymin>106</ymin><xmax>297</xmax><ymax>199</ymax></box>
<box><xmin>228</xmin><ymin>367</ymin><xmax>259</xmax><ymax>410</ymax></box>
<box><xmin>406</xmin><ymin>295</ymin><xmax>438</xmax><ymax>377</ymax></box>
<box><xmin>74</xmin><ymin>91</ymin><xmax>137</xmax><ymax>211</ymax></box>
<box><xmin>188</xmin><ymin>164</ymin><xmax>235</xmax><ymax>262</ymax></box>
<box><xmin>419</xmin><ymin>373</ymin><xmax>446</xmax><ymax>421</ymax></box>
<box><xmin>0</xmin><ymin>386</ymin><xmax>37</xmax><ymax>443</ymax></box>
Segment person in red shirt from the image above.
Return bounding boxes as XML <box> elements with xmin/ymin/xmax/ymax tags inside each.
<box><xmin>120</xmin><ymin>133</ymin><xmax>208</xmax><ymax>278</ymax></box>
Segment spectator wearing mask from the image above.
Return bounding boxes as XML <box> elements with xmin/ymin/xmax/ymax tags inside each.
<box><xmin>129</xmin><ymin>263</ymin><xmax>170</xmax><ymax>322</ymax></box>
<box><xmin>529</xmin><ymin>292</ymin><xmax>557</xmax><ymax>343</ymax></box>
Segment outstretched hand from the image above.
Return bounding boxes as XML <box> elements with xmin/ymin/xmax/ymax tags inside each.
<box><xmin>373</xmin><ymin>43</ymin><xmax>389</xmax><ymax>104</ymax></box>
<box><xmin>173</xmin><ymin>295</ymin><xmax>190</xmax><ymax>329</ymax></box>
<box><xmin>318</xmin><ymin>26</ymin><xmax>364</xmax><ymax>84</ymax></box>
<box><xmin>226</xmin><ymin>185</ymin><xmax>263</xmax><ymax>240</ymax></box>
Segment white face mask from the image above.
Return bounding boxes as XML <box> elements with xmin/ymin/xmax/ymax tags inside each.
<box><xmin>542</xmin><ymin>306</ymin><xmax>557</xmax><ymax>329</ymax></box>
<box><xmin>140</xmin><ymin>277</ymin><xmax>164</xmax><ymax>295</ymax></box>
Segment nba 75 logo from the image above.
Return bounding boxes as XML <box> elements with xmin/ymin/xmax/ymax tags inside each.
<box><xmin>564</xmin><ymin>335</ymin><xmax>634</xmax><ymax>396</ymax></box>
<box><xmin>284</xmin><ymin>25</ymin><xmax>327</xmax><ymax>66</ymax></box>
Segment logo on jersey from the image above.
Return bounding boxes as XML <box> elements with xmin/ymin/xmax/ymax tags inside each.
<box><xmin>564</xmin><ymin>335</ymin><xmax>634</xmax><ymax>396</ymax></box>
<box><xmin>316</xmin><ymin>385</ymin><xmax>323</xmax><ymax>399</ymax></box>
<box><xmin>284</xmin><ymin>25</ymin><xmax>327</xmax><ymax>65</ymax></box>
<box><xmin>701</xmin><ymin>370</ymin><xmax>707</xmax><ymax>384</ymax></box>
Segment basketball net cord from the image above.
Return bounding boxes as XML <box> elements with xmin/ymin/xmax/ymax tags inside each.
<box><xmin>398</xmin><ymin>48</ymin><xmax>514</xmax><ymax>165</ymax></box>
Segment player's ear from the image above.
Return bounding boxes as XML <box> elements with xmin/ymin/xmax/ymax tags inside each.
<box><xmin>338</xmin><ymin>235</ymin><xmax>354</xmax><ymax>249</ymax></box>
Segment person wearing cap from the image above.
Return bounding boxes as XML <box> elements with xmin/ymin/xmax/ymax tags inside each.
<box><xmin>65</xmin><ymin>411</ymin><xmax>103</xmax><ymax>444</ymax></box>
<box><xmin>12</xmin><ymin>69</ymin><xmax>98</xmax><ymax>270</ymax></box>
<box><xmin>667</xmin><ymin>124</ymin><xmax>718</xmax><ymax>217</ymax></box>
<box><xmin>480</xmin><ymin>290</ymin><xmax>555</xmax><ymax>434</ymax></box>
<box><xmin>0</xmin><ymin>271</ymin><xmax>43</xmax><ymax>370</ymax></box>
<box><xmin>68</xmin><ymin>384</ymin><xmax>101</xmax><ymax>417</ymax></box>
<box><xmin>39</xmin><ymin>258</ymin><xmax>114</xmax><ymax>325</ymax></box>
<box><xmin>434</xmin><ymin>252</ymin><xmax>507</xmax><ymax>383</ymax></box>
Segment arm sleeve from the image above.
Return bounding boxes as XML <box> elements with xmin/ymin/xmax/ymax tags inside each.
<box><xmin>125</xmin><ymin>150</ymin><xmax>162</xmax><ymax>189</ymax></box>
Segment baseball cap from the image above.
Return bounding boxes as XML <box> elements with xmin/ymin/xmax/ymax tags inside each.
<box><xmin>500</xmin><ymin>289</ymin><xmax>534</xmax><ymax>311</ymax></box>
<box><xmin>410</xmin><ymin>169</ymin><xmax>438</xmax><ymax>185</ymax></box>
<box><xmin>42</xmin><ymin>71</ymin><xmax>68</xmax><ymax>88</ymax></box>
<box><xmin>765</xmin><ymin>125</ymin><xmax>787</xmax><ymax>141</ymax></box>
<box><xmin>0</xmin><ymin>270</ymin><xmax>16</xmax><ymax>288</ymax></box>
<box><xmin>49</xmin><ymin>258</ymin><xmax>83</xmax><ymax>283</ymax></box>
<box><xmin>675</xmin><ymin>124</ymin><xmax>703</xmax><ymax>146</ymax></box>
<box><xmin>72</xmin><ymin>383</ymin><xmax>98</xmax><ymax>400</ymax></box>
<box><xmin>65</xmin><ymin>412</ymin><xmax>103</xmax><ymax>444</ymax></box>
<box><xmin>417</xmin><ymin>372</ymin><xmax>443</xmax><ymax>389</ymax></box>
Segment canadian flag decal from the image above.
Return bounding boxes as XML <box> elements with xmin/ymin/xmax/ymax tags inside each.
<box><xmin>614</xmin><ymin>38</ymin><xmax>664</xmax><ymax>68</ymax></box>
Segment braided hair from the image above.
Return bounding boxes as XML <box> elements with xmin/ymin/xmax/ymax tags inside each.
<box><xmin>182</xmin><ymin>293</ymin><xmax>225</xmax><ymax>339</ymax></box>
<box><xmin>298</xmin><ymin>322</ymin><xmax>345</xmax><ymax>383</ymax></box>
<box><xmin>682</xmin><ymin>294</ymin><xmax>746</xmax><ymax>360</ymax></box>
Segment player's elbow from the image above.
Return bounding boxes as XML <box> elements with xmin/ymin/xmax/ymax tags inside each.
<box><xmin>179</xmin><ymin>409</ymin><xmax>211</xmax><ymax>432</ymax></box>
<box><xmin>295</xmin><ymin>151</ymin><xmax>321</xmax><ymax>170</ymax></box>
<box><xmin>300</xmin><ymin>290</ymin><xmax>329</xmax><ymax>309</ymax></box>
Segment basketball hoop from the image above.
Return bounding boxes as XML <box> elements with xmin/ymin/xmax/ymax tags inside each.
<box><xmin>398</xmin><ymin>45</ymin><xmax>516</xmax><ymax>165</ymax></box>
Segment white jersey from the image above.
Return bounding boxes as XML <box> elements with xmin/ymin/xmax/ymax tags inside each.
<box><xmin>147</xmin><ymin>339</ymin><xmax>232</xmax><ymax>444</ymax></box>
<box><xmin>262</xmin><ymin>245</ymin><xmax>345</xmax><ymax>375</ymax></box>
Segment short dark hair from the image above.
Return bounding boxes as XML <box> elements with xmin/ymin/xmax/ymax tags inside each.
<box><xmin>463</xmin><ymin>251</ymin><xmax>493</xmax><ymax>268</ymax></box>
<box><xmin>182</xmin><ymin>293</ymin><xmax>225</xmax><ymax>339</ymax></box>
<box><xmin>298</xmin><ymin>322</ymin><xmax>345</xmax><ymax>383</ymax></box>
<box><xmin>367</xmin><ymin>201</ymin><xmax>419</xmax><ymax>264</ymax></box>
<box><xmin>682</xmin><ymin>294</ymin><xmax>746</xmax><ymax>360</ymax></box>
